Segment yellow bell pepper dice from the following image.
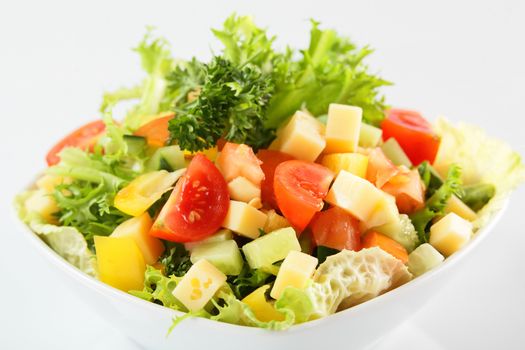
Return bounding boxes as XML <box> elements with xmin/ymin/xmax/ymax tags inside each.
<box><xmin>324</xmin><ymin>104</ymin><xmax>362</xmax><ymax>153</ymax></box>
<box><xmin>94</xmin><ymin>236</ymin><xmax>146</xmax><ymax>292</ymax></box>
<box><xmin>114</xmin><ymin>169</ymin><xmax>184</xmax><ymax>217</ymax></box>
<box><xmin>321</xmin><ymin>153</ymin><xmax>368</xmax><ymax>178</ymax></box>
<box><xmin>172</xmin><ymin>259</ymin><xmax>227</xmax><ymax>312</ymax></box>
<box><xmin>111</xmin><ymin>213</ymin><xmax>165</xmax><ymax>265</ymax></box>
<box><xmin>242</xmin><ymin>285</ymin><xmax>285</xmax><ymax>322</ymax></box>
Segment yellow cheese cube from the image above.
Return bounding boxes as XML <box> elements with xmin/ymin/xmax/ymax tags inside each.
<box><xmin>430</xmin><ymin>213</ymin><xmax>473</xmax><ymax>257</ymax></box>
<box><xmin>325</xmin><ymin>170</ymin><xmax>392</xmax><ymax>223</ymax></box>
<box><xmin>324</xmin><ymin>104</ymin><xmax>362</xmax><ymax>153</ymax></box>
<box><xmin>111</xmin><ymin>213</ymin><xmax>164</xmax><ymax>265</ymax></box>
<box><xmin>320</xmin><ymin>153</ymin><xmax>368</xmax><ymax>178</ymax></box>
<box><xmin>222</xmin><ymin>200</ymin><xmax>267</xmax><ymax>239</ymax></box>
<box><xmin>445</xmin><ymin>195</ymin><xmax>477</xmax><ymax>222</ymax></box>
<box><xmin>94</xmin><ymin>236</ymin><xmax>146</xmax><ymax>292</ymax></box>
<box><xmin>172</xmin><ymin>259</ymin><xmax>227</xmax><ymax>312</ymax></box>
<box><xmin>270</xmin><ymin>251</ymin><xmax>318</xmax><ymax>300</ymax></box>
<box><xmin>242</xmin><ymin>285</ymin><xmax>285</xmax><ymax>322</ymax></box>
<box><xmin>366</xmin><ymin>193</ymin><xmax>400</xmax><ymax>230</ymax></box>
<box><xmin>408</xmin><ymin>243</ymin><xmax>444</xmax><ymax>277</ymax></box>
<box><xmin>227</xmin><ymin>176</ymin><xmax>261</xmax><ymax>203</ymax></box>
<box><xmin>264</xmin><ymin>210</ymin><xmax>291</xmax><ymax>233</ymax></box>
<box><xmin>272</xmin><ymin>111</ymin><xmax>326</xmax><ymax>162</ymax></box>
<box><xmin>25</xmin><ymin>189</ymin><xmax>59</xmax><ymax>223</ymax></box>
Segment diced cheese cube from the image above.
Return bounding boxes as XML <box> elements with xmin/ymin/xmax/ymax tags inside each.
<box><xmin>222</xmin><ymin>200</ymin><xmax>267</xmax><ymax>239</ymax></box>
<box><xmin>227</xmin><ymin>176</ymin><xmax>261</xmax><ymax>203</ymax></box>
<box><xmin>445</xmin><ymin>195</ymin><xmax>477</xmax><ymax>222</ymax></box>
<box><xmin>324</xmin><ymin>104</ymin><xmax>362</xmax><ymax>154</ymax></box>
<box><xmin>264</xmin><ymin>210</ymin><xmax>291</xmax><ymax>233</ymax></box>
<box><xmin>172</xmin><ymin>259</ymin><xmax>227</xmax><ymax>312</ymax></box>
<box><xmin>430</xmin><ymin>213</ymin><xmax>473</xmax><ymax>257</ymax></box>
<box><xmin>111</xmin><ymin>213</ymin><xmax>164</xmax><ymax>265</ymax></box>
<box><xmin>365</xmin><ymin>193</ymin><xmax>400</xmax><ymax>229</ymax></box>
<box><xmin>325</xmin><ymin>170</ymin><xmax>395</xmax><ymax>224</ymax></box>
<box><xmin>408</xmin><ymin>243</ymin><xmax>445</xmax><ymax>277</ymax></box>
<box><xmin>270</xmin><ymin>251</ymin><xmax>318</xmax><ymax>300</ymax></box>
<box><xmin>272</xmin><ymin>111</ymin><xmax>326</xmax><ymax>162</ymax></box>
<box><xmin>321</xmin><ymin>153</ymin><xmax>368</xmax><ymax>178</ymax></box>
<box><xmin>25</xmin><ymin>189</ymin><xmax>59</xmax><ymax>223</ymax></box>
<box><xmin>242</xmin><ymin>227</ymin><xmax>301</xmax><ymax>269</ymax></box>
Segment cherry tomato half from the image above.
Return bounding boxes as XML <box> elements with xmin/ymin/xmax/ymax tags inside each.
<box><xmin>381</xmin><ymin>109</ymin><xmax>440</xmax><ymax>165</ymax></box>
<box><xmin>46</xmin><ymin>120</ymin><xmax>106</xmax><ymax>166</ymax></box>
<box><xmin>149</xmin><ymin>154</ymin><xmax>230</xmax><ymax>242</ymax></box>
<box><xmin>274</xmin><ymin>160</ymin><xmax>334</xmax><ymax>233</ymax></box>
<box><xmin>257</xmin><ymin>149</ymin><xmax>294</xmax><ymax>209</ymax></box>
<box><xmin>309</xmin><ymin>207</ymin><xmax>361</xmax><ymax>251</ymax></box>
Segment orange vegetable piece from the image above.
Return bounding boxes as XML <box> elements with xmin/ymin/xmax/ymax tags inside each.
<box><xmin>134</xmin><ymin>113</ymin><xmax>175</xmax><ymax>147</ymax></box>
<box><xmin>362</xmin><ymin>231</ymin><xmax>408</xmax><ymax>263</ymax></box>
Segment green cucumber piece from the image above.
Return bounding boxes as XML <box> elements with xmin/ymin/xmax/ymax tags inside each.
<box><xmin>190</xmin><ymin>240</ymin><xmax>244</xmax><ymax>276</ymax></box>
<box><xmin>374</xmin><ymin>214</ymin><xmax>419</xmax><ymax>252</ymax></box>
<box><xmin>146</xmin><ymin>145</ymin><xmax>185</xmax><ymax>171</ymax></box>
<box><xmin>184</xmin><ymin>229</ymin><xmax>233</xmax><ymax>251</ymax></box>
<box><xmin>123</xmin><ymin>135</ymin><xmax>147</xmax><ymax>155</ymax></box>
<box><xmin>359</xmin><ymin>123</ymin><xmax>383</xmax><ymax>148</ymax></box>
<box><xmin>242</xmin><ymin>227</ymin><xmax>301</xmax><ymax>269</ymax></box>
<box><xmin>462</xmin><ymin>183</ymin><xmax>496</xmax><ymax>212</ymax></box>
<box><xmin>381</xmin><ymin>138</ymin><xmax>412</xmax><ymax>167</ymax></box>
<box><xmin>408</xmin><ymin>243</ymin><xmax>444</xmax><ymax>277</ymax></box>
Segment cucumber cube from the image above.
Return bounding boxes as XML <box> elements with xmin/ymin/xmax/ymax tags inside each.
<box><xmin>381</xmin><ymin>138</ymin><xmax>412</xmax><ymax>168</ymax></box>
<box><xmin>408</xmin><ymin>243</ymin><xmax>444</xmax><ymax>277</ymax></box>
<box><xmin>242</xmin><ymin>227</ymin><xmax>301</xmax><ymax>269</ymax></box>
<box><xmin>359</xmin><ymin>123</ymin><xmax>383</xmax><ymax>148</ymax></box>
<box><xmin>184</xmin><ymin>229</ymin><xmax>233</xmax><ymax>251</ymax></box>
<box><xmin>190</xmin><ymin>240</ymin><xmax>243</xmax><ymax>276</ymax></box>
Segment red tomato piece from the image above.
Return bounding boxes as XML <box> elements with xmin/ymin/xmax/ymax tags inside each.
<box><xmin>149</xmin><ymin>154</ymin><xmax>230</xmax><ymax>242</ymax></box>
<box><xmin>365</xmin><ymin>148</ymin><xmax>400</xmax><ymax>188</ymax></box>
<box><xmin>381</xmin><ymin>109</ymin><xmax>440</xmax><ymax>165</ymax></box>
<box><xmin>256</xmin><ymin>149</ymin><xmax>294</xmax><ymax>209</ymax></box>
<box><xmin>382</xmin><ymin>168</ymin><xmax>425</xmax><ymax>214</ymax></box>
<box><xmin>46</xmin><ymin>120</ymin><xmax>106</xmax><ymax>166</ymax></box>
<box><xmin>274</xmin><ymin>160</ymin><xmax>334</xmax><ymax>233</ymax></box>
<box><xmin>309</xmin><ymin>207</ymin><xmax>361</xmax><ymax>251</ymax></box>
<box><xmin>134</xmin><ymin>113</ymin><xmax>174</xmax><ymax>148</ymax></box>
<box><xmin>216</xmin><ymin>142</ymin><xmax>265</xmax><ymax>186</ymax></box>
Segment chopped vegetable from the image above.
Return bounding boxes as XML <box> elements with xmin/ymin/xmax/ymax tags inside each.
<box><xmin>361</xmin><ymin>231</ymin><xmax>409</xmax><ymax>263</ymax></box>
<box><xmin>242</xmin><ymin>227</ymin><xmax>301</xmax><ymax>269</ymax></box>
<box><xmin>309</xmin><ymin>206</ymin><xmax>361</xmax><ymax>251</ymax></box>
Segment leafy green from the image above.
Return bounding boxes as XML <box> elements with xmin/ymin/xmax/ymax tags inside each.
<box><xmin>462</xmin><ymin>183</ymin><xmax>496</xmax><ymax>212</ymax></box>
<box><xmin>164</xmin><ymin>58</ymin><xmax>205</xmax><ymax>109</ymax></box>
<box><xmin>159</xmin><ymin>242</ymin><xmax>193</xmax><ymax>277</ymax></box>
<box><xmin>418</xmin><ymin>161</ymin><xmax>444</xmax><ymax>199</ymax></box>
<box><xmin>169</xmin><ymin>56</ymin><xmax>274</xmax><ymax>151</ymax></box>
<box><xmin>227</xmin><ymin>264</ymin><xmax>272</xmax><ymax>299</ymax></box>
<box><xmin>410</xmin><ymin>164</ymin><xmax>463</xmax><ymax>244</ymax></box>
<box><xmin>129</xmin><ymin>266</ymin><xmax>185</xmax><ymax>310</ymax></box>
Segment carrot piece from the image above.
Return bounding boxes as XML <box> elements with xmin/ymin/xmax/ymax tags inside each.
<box><xmin>362</xmin><ymin>231</ymin><xmax>409</xmax><ymax>263</ymax></box>
<box><xmin>134</xmin><ymin>113</ymin><xmax>175</xmax><ymax>147</ymax></box>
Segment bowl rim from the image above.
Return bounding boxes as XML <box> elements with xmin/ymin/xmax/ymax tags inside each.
<box><xmin>11</xmin><ymin>177</ymin><xmax>509</xmax><ymax>334</ymax></box>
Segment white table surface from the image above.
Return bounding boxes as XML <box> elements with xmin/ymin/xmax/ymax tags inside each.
<box><xmin>1</xmin><ymin>0</ymin><xmax>524</xmax><ymax>349</ymax></box>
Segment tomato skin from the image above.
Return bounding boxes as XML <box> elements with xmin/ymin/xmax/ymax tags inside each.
<box><xmin>382</xmin><ymin>168</ymin><xmax>425</xmax><ymax>214</ymax></box>
<box><xmin>149</xmin><ymin>154</ymin><xmax>230</xmax><ymax>242</ymax></box>
<box><xmin>274</xmin><ymin>160</ymin><xmax>334</xmax><ymax>233</ymax></box>
<box><xmin>46</xmin><ymin>120</ymin><xmax>106</xmax><ymax>166</ymax></box>
<box><xmin>256</xmin><ymin>150</ymin><xmax>294</xmax><ymax>209</ymax></box>
<box><xmin>217</xmin><ymin>142</ymin><xmax>265</xmax><ymax>186</ymax></box>
<box><xmin>365</xmin><ymin>148</ymin><xmax>400</xmax><ymax>188</ymax></box>
<box><xmin>309</xmin><ymin>207</ymin><xmax>361</xmax><ymax>251</ymax></box>
<box><xmin>134</xmin><ymin>113</ymin><xmax>174</xmax><ymax>147</ymax></box>
<box><xmin>381</xmin><ymin>109</ymin><xmax>440</xmax><ymax>165</ymax></box>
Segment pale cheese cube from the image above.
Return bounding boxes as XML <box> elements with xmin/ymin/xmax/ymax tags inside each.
<box><xmin>25</xmin><ymin>189</ymin><xmax>59</xmax><ymax>223</ymax></box>
<box><xmin>325</xmin><ymin>170</ymin><xmax>389</xmax><ymax>223</ymax></box>
<box><xmin>264</xmin><ymin>210</ymin><xmax>291</xmax><ymax>233</ymax></box>
<box><xmin>444</xmin><ymin>195</ymin><xmax>477</xmax><ymax>222</ymax></box>
<box><xmin>172</xmin><ymin>259</ymin><xmax>227</xmax><ymax>312</ymax></box>
<box><xmin>408</xmin><ymin>243</ymin><xmax>444</xmax><ymax>277</ymax></box>
<box><xmin>270</xmin><ymin>251</ymin><xmax>318</xmax><ymax>300</ymax></box>
<box><xmin>324</xmin><ymin>104</ymin><xmax>362</xmax><ymax>154</ymax></box>
<box><xmin>227</xmin><ymin>176</ymin><xmax>261</xmax><ymax>203</ymax></box>
<box><xmin>273</xmin><ymin>111</ymin><xmax>326</xmax><ymax>162</ymax></box>
<box><xmin>365</xmin><ymin>193</ymin><xmax>400</xmax><ymax>230</ymax></box>
<box><xmin>222</xmin><ymin>200</ymin><xmax>267</xmax><ymax>239</ymax></box>
<box><xmin>430</xmin><ymin>213</ymin><xmax>473</xmax><ymax>257</ymax></box>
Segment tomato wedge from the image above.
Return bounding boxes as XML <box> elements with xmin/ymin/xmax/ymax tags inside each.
<box><xmin>257</xmin><ymin>150</ymin><xmax>294</xmax><ymax>209</ymax></box>
<box><xmin>149</xmin><ymin>154</ymin><xmax>229</xmax><ymax>242</ymax></box>
<box><xmin>381</xmin><ymin>109</ymin><xmax>440</xmax><ymax>165</ymax></box>
<box><xmin>365</xmin><ymin>148</ymin><xmax>400</xmax><ymax>188</ymax></box>
<box><xmin>382</xmin><ymin>168</ymin><xmax>425</xmax><ymax>214</ymax></box>
<box><xmin>274</xmin><ymin>160</ymin><xmax>334</xmax><ymax>232</ymax></box>
<box><xmin>46</xmin><ymin>120</ymin><xmax>106</xmax><ymax>166</ymax></box>
<box><xmin>309</xmin><ymin>207</ymin><xmax>361</xmax><ymax>251</ymax></box>
<box><xmin>216</xmin><ymin>142</ymin><xmax>265</xmax><ymax>186</ymax></box>
<box><xmin>134</xmin><ymin>113</ymin><xmax>174</xmax><ymax>148</ymax></box>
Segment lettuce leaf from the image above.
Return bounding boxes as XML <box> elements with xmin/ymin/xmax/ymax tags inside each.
<box><xmin>15</xmin><ymin>192</ymin><xmax>97</xmax><ymax>277</ymax></box>
<box><xmin>433</xmin><ymin>118</ymin><xmax>525</xmax><ymax>229</ymax></box>
<box><xmin>129</xmin><ymin>266</ymin><xmax>185</xmax><ymax>310</ymax></box>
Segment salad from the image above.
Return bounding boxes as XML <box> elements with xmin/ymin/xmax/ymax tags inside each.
<box><xmin>16</xmin><ymin>15</ymin><xmax>525</xmax><ymax>331</ymax></box>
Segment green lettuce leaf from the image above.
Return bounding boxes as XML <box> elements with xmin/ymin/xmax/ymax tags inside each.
<box><xmin>433</xmin><ymin>118</ymin><xmax>525</xmax><ymax>229</ymax></box>
<box><xmin>129</xmin><ymin>266</ymin><xmax>185</xmax><ymax>310</ymax></box>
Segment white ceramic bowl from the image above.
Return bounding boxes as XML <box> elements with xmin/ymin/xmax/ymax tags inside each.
<box><xmin>13</xmin><ymin>186</ymin><xmax>508</xmax><ymax>349</ymax></box>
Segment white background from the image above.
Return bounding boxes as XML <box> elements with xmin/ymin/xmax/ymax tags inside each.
<box><xmin>1</xmin><ymin>0</ymin><xmax>524</xmax><ymax>349</ymax></box>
